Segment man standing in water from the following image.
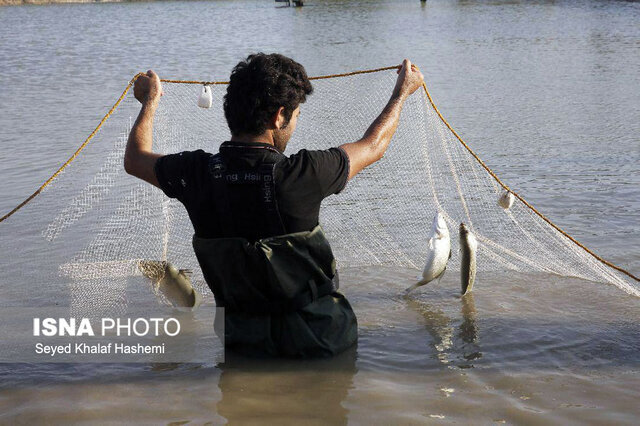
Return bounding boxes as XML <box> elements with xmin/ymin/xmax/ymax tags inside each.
<box><xmin>125</xmin><ymin>54</ymin><xmax>424</xmax><ymax>357</ymax></box>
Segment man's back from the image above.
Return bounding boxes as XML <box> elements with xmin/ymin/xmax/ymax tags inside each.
<box><xmin>154</xmin><ymin>141</ymin><xmax>349</xmax><ymax>241</ymax></box>
<box><xmin>124</xmin><ymin>54</ymin><xmax>424</xmax><ymax>357</ymax></box>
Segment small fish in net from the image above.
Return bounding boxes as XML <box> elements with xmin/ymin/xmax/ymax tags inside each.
<box><xmin>137</xmin><ymin>260</ymin><xmax>202</xmax><ymax>309</ymax></box>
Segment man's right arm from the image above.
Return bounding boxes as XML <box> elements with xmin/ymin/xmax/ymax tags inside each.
<box><xmin>339</xmin><ymin>59</ymin><xmax>424</xmax><ymax>180</ymax></box>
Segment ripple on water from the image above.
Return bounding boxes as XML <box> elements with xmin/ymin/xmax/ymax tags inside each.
<box><xmin>341</xmin><ymin>266</ymin><xmax>640</xmax><ymax>373</ymax></box>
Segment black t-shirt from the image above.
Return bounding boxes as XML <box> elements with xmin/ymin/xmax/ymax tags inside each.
<box><xmin>154</xmin><ymin>141</ymin><xmax>350</xmax><ymax>241</ymax></box>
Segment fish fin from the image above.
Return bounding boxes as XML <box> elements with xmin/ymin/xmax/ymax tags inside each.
<box><xmin>404</xmin><ymin>280</ymin><xmax>426</xmax><ymax>294</ymax></box>
<box><xmin>461</xmin><ymin>278</ymin><xmax>474</xmax><ymax>295</ymax></box>
<box><xmin>179</xmin><ymin>269</ymin><xmax>193</xmax><ymax>277</ymax></box>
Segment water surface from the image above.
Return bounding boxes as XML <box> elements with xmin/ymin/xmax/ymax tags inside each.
<box><xmin>1</xmin><ymin>0</ymin><xmax>639</xmax><ymax>423</ymax></box>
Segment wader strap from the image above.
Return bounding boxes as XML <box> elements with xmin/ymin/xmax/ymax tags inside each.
<box><xmin>208</xmin><ymin>156</ymin><xmax>237</xmax><ymax>235</ymax></box>
<box><xmin>259</xmin><ymin>162</ymin><xmax>286</xmax><ymax>236</ymax></box>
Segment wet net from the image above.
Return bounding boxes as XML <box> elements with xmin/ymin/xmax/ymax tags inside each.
<box><xmin>1</xmin><ymin>67</ymin><xmax>638</xmax><ymax>315</ymax></box>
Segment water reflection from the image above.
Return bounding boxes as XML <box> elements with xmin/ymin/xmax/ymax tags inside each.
<box><xmin>459</xmin><ymin>293</ymin><xmax>482</xmax><ymax>366</ymax></box>
<box><xmin>405</xmin><ymin>293</ymin><xmax>482</xmax><ymax>368</ymax></box>
<box><xmin>215</xmin><ymin>345</ymin><xmax>358</xmax><ymax>424</ymax></box>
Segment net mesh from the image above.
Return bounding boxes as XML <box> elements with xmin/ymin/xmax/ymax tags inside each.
<box><xmin>1</xmin><ymin>68</ymin><xmax>638</xmax><ymax>315</ymax></box>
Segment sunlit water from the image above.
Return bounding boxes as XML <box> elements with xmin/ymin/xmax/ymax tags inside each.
<box><xmin>0</xmin><ymin>0</ymin><xmax>639</xmax><ymax>423</ymax></box>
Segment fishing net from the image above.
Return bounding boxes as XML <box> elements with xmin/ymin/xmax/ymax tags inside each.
<box><xmin>1</xmin><ymin>67</ymin><xmax>638</xmax><ymax>316</ymax></box>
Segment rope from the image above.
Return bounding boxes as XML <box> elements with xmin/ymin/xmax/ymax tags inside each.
<box><xmin>1</xmin><ymin>66</ymin><xmax>637</xmax><ymax>283</ymax></box>
<box><xmin>419</xmin><ymin>82</ymin><xmax>640</xmax><ymax>282</ymax></box>
<box><xmin>159</xmin><ymin>65</ymin><xmax>400</xmax><ymax>86</ymax></box>
<box><xmin>0</xmin><ymin>66</ymin><xmax>398</xmax><ymax>224</ymax></box>
<box><xmin>0</xmin><ymin>72</ymin><xmax>144</xmax><ymax>224</ymax></box>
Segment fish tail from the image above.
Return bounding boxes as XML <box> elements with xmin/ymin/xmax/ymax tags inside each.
<box><xmin>404</xmin><ymin>280</ymin><xmax>425</xmax><ymax>294</ymax></box>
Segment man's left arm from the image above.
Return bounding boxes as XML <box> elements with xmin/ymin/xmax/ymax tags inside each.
<box><xmin>307</xmin><ymin>147</ymin><xmax>350</xmax><ymax>198</ymax></box>
<box><xmin>124</xmin><ymin>70</ymin><xmax>164</xmax><ymax>187</ymax></box>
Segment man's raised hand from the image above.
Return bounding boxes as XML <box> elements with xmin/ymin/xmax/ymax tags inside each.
<box><xmin>393</xmin><ymin>59</ymin><xmax>424</xmax><ymax>99</ymax></box>
<box><xmin>134</xmin><ymin>70</ymin><xmax>163</xmax><ymax>105</ymax></box>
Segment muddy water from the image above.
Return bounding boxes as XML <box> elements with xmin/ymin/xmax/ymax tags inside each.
<box><xmin>1</xmin><ymin>268</ymin><xmax>639</xmax><ymax>423</ymax></box>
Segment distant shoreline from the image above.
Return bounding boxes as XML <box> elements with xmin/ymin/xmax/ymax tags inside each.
<box><xmin>1</xmin><ymin>0</ymin><xmax>142</xmax><ymax>5</ymax></box>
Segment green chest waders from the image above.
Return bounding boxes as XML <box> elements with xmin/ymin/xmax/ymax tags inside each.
<box><xmin>192</xmin><ymin>153</ymin><xmax>357</xmax><ymax>358</ymax></box>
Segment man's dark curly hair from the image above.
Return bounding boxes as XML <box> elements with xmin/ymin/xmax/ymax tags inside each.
<box><xmin>224</xmin><ymin>53</ymin><xmax>313</xmax><ymax>136</ymax></box>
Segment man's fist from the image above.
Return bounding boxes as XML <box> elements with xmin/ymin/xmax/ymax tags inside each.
<box><xmin>393</xmin><ymin>59</ymin><xmax>424</xmax><ymax>99</ymax></box>
<box><xmin>134</xmin><ymin>70</ymin><xmax>163</xmax><ymax>104</ymax></box>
